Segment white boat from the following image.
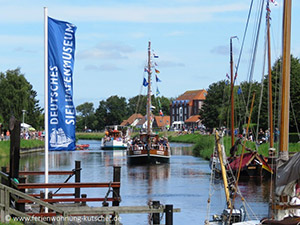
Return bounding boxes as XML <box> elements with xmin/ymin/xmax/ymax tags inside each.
<box><xmin>101</xmin><ymin>125</ymin><xmax>129</xmax><ymax>150</ymax></box>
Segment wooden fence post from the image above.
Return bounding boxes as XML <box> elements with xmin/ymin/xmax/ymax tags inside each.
<box><xmin>16</xmin><ymin>177</ymin><xmax>26</xmax><ymax>212</ymax></box>
<box><xmin>112</xmin><ymin>166</ymin><xmax>121</xmax><ymax>207</ymax></box>
<box><xmin>74</xmin><ymin>161</ymin><xmax>81</xmax><ymax>198</ymax></box>
<box><xmin>48</xmin><ymin>191</ymin><xmax>53</xmax><ymax>213</ymax></box>
<box><xmin>1</xmin><ymin>167</ymin><xmax>8</xmax><ymax>186</ymax></box>
<box><xmin>4</xmin><ymin>186</ymin><xmax>9</xmax><ymax>221</ymax></box>
<box><xmin>152</xmin><ymin>201</ymin><xmax>160</xmax><ymax>225</ymax></box>
<box><xmin>9</xmin><ymin>116</ymin><xmax>20</xmax><ymax>181</ymax></box>
<box><xmin>81</xmin><ymin>194</ymin><xmax>87</xmax><ymax>206</ymax></box>
<box><xmin>40</xmin><ymin>191</ymin><xmax>45</xmax><ymax>212</ymax></box>
<box><xmin>165</xmin><ymin>204</ymin><xmax>173</xmax><ymax>225</ymax></box>
<box><xmin>0</xmin><ymin>185</ymin><xmax>5</xmax><ymax>223</ymax></box>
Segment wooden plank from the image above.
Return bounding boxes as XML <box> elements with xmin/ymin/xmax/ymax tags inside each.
<box><xmin>18</xmin><ymin>197</ymin><xmax>120</xmax><ymax>204</ymax></box>
<box><xmin>61</xmin><ymin>206</ymin><xmax>181</xmax><ymax>215</ymax></box>
<box><xmin>0</xmin><ymin>170</ymin><xmax>9</xmax><ymax>181</ymax></box>
<box><xmin>19</xmin><ymin>171</ymin><xmax>74</xmax><ymax>176</ymax></box>
<box><xmin>27</xmin><ymin>212</ymin><xmax>58</xmax><ymax>217</ymax></box>
<box><xmin>8</xmin><ymin>208</ymin><xmax>50</xmax><ymax>225</ymax></box>
<box><xmin>1</xmin><ymin>184</ymin><xmax>64</xmax><ymax>214</ymax></box>
<box><xmin>17</xmin><ymin>182</ymin><xmax>120</xmax><ymax>189</ymax></box>
<box><xmin>29</xmin><ymin>193</ymin><xmax>74</xmax><ymax>197</ymax></box>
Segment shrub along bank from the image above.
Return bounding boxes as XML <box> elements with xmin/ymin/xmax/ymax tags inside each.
<box><xmin>76</xmin><ymin>132</ymin><xmax>105</xmax><ymax>140</ymax></box>
<box><xmin>168</xmin><ymin>133</ymin><xmax>300</xmax><ymax>160</ymax></box>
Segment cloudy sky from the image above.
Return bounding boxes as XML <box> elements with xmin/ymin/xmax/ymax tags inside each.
<box><xmin>0</xmin><ymin>0</ymin><xmax>299</xmax><ymax>108</ymax></box>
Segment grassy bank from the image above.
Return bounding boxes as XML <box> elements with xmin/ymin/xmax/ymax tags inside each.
<box><xmin>168</xmin><ymin>133</ymin><xmax>300</xmax><ymax>160</ymax></box>
<box><xmin>76</xmin><ymin>132</ymin><xmax>105</xmax><ymax>140</ymax></box>
<box><xmin>0</xmin><ymin>140</ymin><xmax>44</xmax><ymax>156</ymax></box>
<box><xmin>0</xmin><ymin>139</ymin><xmax>45</xmax><ymax>166</ymax></box>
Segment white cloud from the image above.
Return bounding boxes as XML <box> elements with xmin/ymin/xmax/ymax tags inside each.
<box><xmin>0</xmin><ymin>3</ymin><xmax>249</xmax><ymax>24</ymax></box>
<box><xmin>165</xmin><ymin>31</ymin><xmax>185</xmax><ymax>37</ymax></box>
<box><xmin>84</xmin><ymin>63</ymin><xmax>122</xmax><ymax>71</ymax></box>
<box><xmin>0</xmin><ymin>35</ymin><xmax>42</xmax><ymax>46</ymax></box>
<box><xmin>77</xmin><ymin>41</ymin><xmax>134</xmax><ymax>60</ymax></box>
<box><xmin>159</xmin><ymin>60</ymin><xmax>185</xmax><ymax>68</ymax></box>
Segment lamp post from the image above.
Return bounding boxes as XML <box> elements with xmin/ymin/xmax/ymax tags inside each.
<box><xmin>22</xmin><ymin>109</ymin><xmax>26</xmax><ymax>132</ymax></box>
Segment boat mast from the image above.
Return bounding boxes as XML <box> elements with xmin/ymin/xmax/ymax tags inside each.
<box><xmin>147</xmin><ymin>41</ymin><xmax>152</xmax><ymax>154</ymax></box>
<box><xmin>215</xmin><ymin>131</ymin><xmax>232</xmax><ymax>209</ymax></box>
<box><xmin>279</xmin><ymin>0</ymin><xmax>291</xmax><ymax>162</ymax></box>
<box><xmin>267</xmin><ymin>0</ymin><xmax>274</xmax><ymax>149</ymax></box>
<box><xmin>230</xmin><ymin>36</ymin><xmax>237</xmax><ymax>147</ymax></box>
<box><xmin>147</xmin><ymin>41</ymin><xmax>151</xmax><ymax>136</ymax></box>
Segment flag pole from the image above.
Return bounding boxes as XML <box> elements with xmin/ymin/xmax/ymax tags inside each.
<box><xmin>44</xmin><ymin>7</ymin><xmax>49</xmax><ymax>202</ymax></box>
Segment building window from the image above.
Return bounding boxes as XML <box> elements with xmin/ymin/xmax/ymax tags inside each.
<box><xmin>179</xmin><ymin>107</ymin><xmax>183</xmax><ymax>121</ymax></box>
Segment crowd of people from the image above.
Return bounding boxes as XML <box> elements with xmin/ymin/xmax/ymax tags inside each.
<box><xmin>0</xmin><ymin>129</ymin><xmax>44</xmax><ymax>141</ymax></box>
<box><xmin>0</xmin><ymin>130</ymin><xmax>10</xmax><ymax>141</ymax></box>
<box><xmin>220</xmin><ymin>127</ymin><xmax>280</xmax><ymax>145</ymax></box>
<box><xmin>131</xmin><ymin>136</ymin><xmax>169</xmax><ymax>151</ymax></box>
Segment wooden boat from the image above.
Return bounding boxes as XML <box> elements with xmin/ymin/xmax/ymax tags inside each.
<box><xmin>127</xmin><ymin>41</ymin><xmax>170</xmax><ymax>165</ymax></box>
<box><xmin>206</xmin><ymin>131</ymin><xmax>259</xmax><ymax>225</ymax></box>
<box><xmin>209</xmin><ymin>35</ymin><xmax>273</xmax><ymax>179</ymax></box>
<box><xmin>261</xmin><ymin>0</ymin><xmax>300</xmax><ymax>223</ymax></box>
<box><xmin>127</xmin><ymin>133</ymin><xmax>170</xmax><ymax>165</ymax></box>
<box><xmin>101</xmin><ymin>125</ymin><xmax>129</xmax><ymax>150</ymax></box>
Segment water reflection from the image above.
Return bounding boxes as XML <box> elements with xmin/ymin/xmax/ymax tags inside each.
<box><xmin>7</xmin><ymin>140</ymin><xmax>270</xmax><ymax>225</ymax></box>
<box><xmin>127</xmin><ymin>164</ymin><xmax>170</xmax><ymax>195</ymax></box>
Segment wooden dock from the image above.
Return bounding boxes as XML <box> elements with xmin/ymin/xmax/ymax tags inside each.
<box><xmin>1</xmin><ymin>123</ymin><xmax>180</xmax><ymax>224</ymax></box>
<box><xmin>1</xmin><ymin>163</ymin><xmax>180</xmax><ymax>225</ymax></box>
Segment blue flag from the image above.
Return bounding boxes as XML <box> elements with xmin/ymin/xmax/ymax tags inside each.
<box><xmin>238</xmin><ymin>86</ymin><xmax>242</xmax><ymax>95</ymax></box>
<box><xmin>156</xmin><ymin>75</ymin><xmax>161</xmax><ymax>82</ymax></box>
<box><xmin>156</xmin><ymin>87</ymin><xmax>160</xmax><ymax>96</ymax></box>
<box><xmin>143</xmin><ymin>78</ymin><xmax>148</xmax><ymax>87</ymax></box>
<box><xmin>48</xmin><ymin>17</ymin><xmax>77</xmax><ymax>151</ymax></box>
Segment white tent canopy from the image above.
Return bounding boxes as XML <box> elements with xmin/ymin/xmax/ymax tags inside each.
<box><xmin>21</xmin><ymin>123</ymin><xmax>35</xmax><ymax>131</ymax></box>
<box><xmin>21</xmin><ymin>123</ymin><xmax>31</xmax><ymax>128</ymax></box>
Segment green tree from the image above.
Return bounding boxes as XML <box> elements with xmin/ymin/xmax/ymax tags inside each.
<box><xmin>261</xmin><ymin>55</ymin><xmax>300</xmax><ymax>132</ymax></box>
<box><xmin>95</xmin><ymin>95</ymin><xmax>128</xmax><ymax>130</ymax></box>
<box><xmin>199</xmin><ymin>80</ymin><xmax>229</xmax><ymax>131</ymax></box>
<box><xmin>236</xmin><ymin>81</ymin><xmax>261</xmax><ymax>130</ymax></box>
<box><xmin>127</xmin><ymin>95</ymin><xmax>147</xmax><ymax>116</ymax></box>
<box><xmin>76</xmin><ymin>102</ymin><xmax>96</xmax><ymax>131</ymax></box>
<box><xmin>152</xmin><ymin>96</ymin><xmax>171</xmax><ymax>116</ymax></box>
<box><xmin>0</xmin><ymin>68</ymin><xmax>42</xmax><ymax>129</ymax></box>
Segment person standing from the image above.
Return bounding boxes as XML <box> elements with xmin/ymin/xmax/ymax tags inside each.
<box><xmin>6</xmin><ymin>130</ymin><xmax>10</xmax><ymax>140</ymax></box>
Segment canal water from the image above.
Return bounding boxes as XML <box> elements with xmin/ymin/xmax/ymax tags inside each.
<box><xmin>19</xmin><ymin>140</ymin><xmax>270</xmax><ymax>225</ymax></box>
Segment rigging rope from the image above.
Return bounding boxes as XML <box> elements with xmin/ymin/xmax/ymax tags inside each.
<box><xmin>246</xmin><ymin>0</ymin><xmax>265</xmax><ymax>119</ymax></box>
<box><xmin>234</xmin><ymin>0</ymin><xmax>254</xmax><ymax>76</ymax></box>
<box><xmin>256</xmin><ymin>21</ymin><xmax>268</xmax><ymax>148</ymax></box>
<box><xmin>290</xmin><ymin>99</ymin><xmax>300</xmax><ymax>141</ymax></box>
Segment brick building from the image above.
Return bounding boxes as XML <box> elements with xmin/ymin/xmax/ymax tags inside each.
<box><xmin>170</xmin><ymin>89</ymin><xmax>207</xmax><ymax>130</ymax></box>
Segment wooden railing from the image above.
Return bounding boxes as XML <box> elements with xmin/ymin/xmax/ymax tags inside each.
<box><xmin>0</xmin><ymin>162</ymin><xmax>121</xmax><ymax>213</ymax></box>
<box><xmin>0</xmin><ymin>183</ymin><xmax>179</xmax><ymax>225</ymax></box>
<box><xmin>0</xmin><ymin>161</ymin><xmax>179</xmax><ymax>225</ymax></box>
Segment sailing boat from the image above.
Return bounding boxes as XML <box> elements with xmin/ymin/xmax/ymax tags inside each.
<box><xmin>210</xmin><ymin>37</ymin><xmax>273</xmax><ymax>179</ymax></box>
<box><xmin>206</xmin><ymin>130</ymin><xmax>259</xmax><ymax>225</ymax></box>
<box><xmin>127</xmin><ymin>41</ymin><xmax>171</xmax><ymax>165</ymax></box>
<box><xmin>261</xmin><ymin>0</ymin><xmax>300</xmax><ymax>223</ymax></box>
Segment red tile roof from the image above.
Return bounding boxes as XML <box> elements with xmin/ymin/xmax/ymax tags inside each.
<box><xmin>185</xmin><ymin>115</ymin><xmax>200</xmax><ymax>123</ymax></box>
<box><xmin>154</xmin><ymin>116</ymin><xmax>170</xmax><ymax>127</ymax></box>
<box><xmin>176</xmin><ymin>89</ymin><xmax>207</xmax><ymax>105</ymax></box>
<box><xmin>120</xmin><ymin>113</ymin><xmax>143</xmax><ymax>126</ymax></box>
